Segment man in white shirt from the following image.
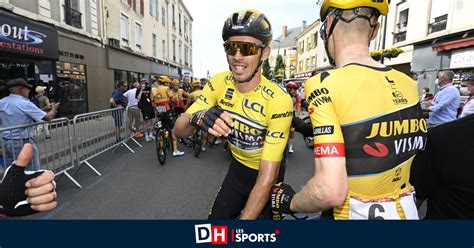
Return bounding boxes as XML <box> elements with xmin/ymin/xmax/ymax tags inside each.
<box><xmin>123</xmin><ymin>82</ymin><xmax>141</xmax><ymax>136</ymax></box>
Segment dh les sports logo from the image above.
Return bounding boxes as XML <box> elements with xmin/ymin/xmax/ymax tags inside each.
<box><xmin>194</xmin><ymin>224</ymin><xmax>279</xmax><ymax>245</ymax></box>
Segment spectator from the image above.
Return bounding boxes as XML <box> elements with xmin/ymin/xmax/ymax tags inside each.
<box><xmin>459</xmin><ymin>79</ymin><xmax>474</xmax><ymax>118</ymax></box>
<box><xmin>136</xmin><ymin>81</ymin><xmax>155</xmax><ymax>142</ymax></box>
<box><xmin>421</xmin><ymin>87</ymin><xmax>430</xmax><ymax>101</ymax></box>
<box><xmin>425</xmin><ymin>70</ymin><xmax>460</xmax><ymax>127</ymax></box>
<box><xmin>124</xmin><ymin>82</ymin><xmax>141</xmax><ymax>137</ymax></box>
<box><xmin>32</xmin><ymin>86</ymin><xmax>52</xmax><ymax>139</ymax></box>
<box><xmin>411</xmin><ymin>114</ymin><xmax>474</xmax><ymax>219</ymax></box>
<box><xmin>110</xmin><ymin>81</ymin><xmax>128</xmax><ymax>143</ymax></box>
<box><xmin>0</xmin><ymin>78</ymin><xmax>59</xmax><ymax>171</ymax></box>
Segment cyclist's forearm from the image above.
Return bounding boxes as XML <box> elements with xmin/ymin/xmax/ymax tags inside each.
<box><xmin>240</xmin><ymin>181</ymin><xmax>272</xmax><ymax>219</ymax></box>
<box><xmin>240</xmin><ymin>161</ymin><xmax>279</xmax><ymax>219</ymax></box>
<box><xmin>173</xmin><ymin>113</ymin><xmax>195</xmax><ymax>137</ymax></box>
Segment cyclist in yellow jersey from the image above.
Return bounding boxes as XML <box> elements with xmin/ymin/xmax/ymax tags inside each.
<box><xmin>152</xmin><ymin>75</ymin><xmax>185</xmax><ymax>156</ymax></box>
<box><xmin>174</xmin><ymin>9</ymin><xmax>293</xmax><ymax>220</ymax></box>
<box><xmin>185</xmin><ymin>80</ymin><xmax>203</xmax><ymax>110</ymax></box>
<box><xmin>169</xmin><ymin>79</ymin><xmax>188</xmax><ymax>116</ymax></box>
<box><xmin>270</xmin><ymin>0</ymin><xmax>427</xmax><ymax>220</ymax></box>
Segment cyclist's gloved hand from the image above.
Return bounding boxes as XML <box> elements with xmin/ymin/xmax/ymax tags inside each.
<box><xmin>190</xmin><ymin>106</ymin><xmax>227</xmax><ymax>133</ymax></box>
<box><xmin>0</xmin><ymin>163</ymin><xmax>46</xmax><ymax>217</ymax></box>
<box><xmin>270</xmin><ymin>183</ymin><xmax>296</xmax><ymax>215</ymax></box>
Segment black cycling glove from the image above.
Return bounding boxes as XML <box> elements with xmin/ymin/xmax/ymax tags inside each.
<box><xmin>270</xmin><ymin>183</ymin><xmax>296</xmax><ymax>215</ymax></box>
<box><xmin>190</xmin><ymin>106</ymin><xmax>227</xmax><ymax>132</ymax></box>
<box><xmin>0</xmin><ymin>163</ymin><xmax>46</xmax><ymax>217</ymax></box>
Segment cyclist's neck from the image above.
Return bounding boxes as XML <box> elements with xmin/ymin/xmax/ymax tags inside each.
<box><xmin>235</xmin><ymin>73</ymin><xmax>262</xmax><ymax>93</ymax></box>
<box><xmin>334</xmin><ymin>44</ymin><xmax>385</xmax><ymax>69</ymax></box>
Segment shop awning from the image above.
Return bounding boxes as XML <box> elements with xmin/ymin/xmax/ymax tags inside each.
<box><xmin>432</xmin><ymin>37</ymin><xmax>474</xmax><ymax>52</ymax></box>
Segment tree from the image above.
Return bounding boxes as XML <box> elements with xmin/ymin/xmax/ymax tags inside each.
<box><xmin>262</xmin><ymin>59</ymin><xmax>272</xmax><ymax>79</ymax></box>
<box><xmin>274</xmin><ymin>55</ymin><xmax>286</xmax><ymax>82</ymax></box>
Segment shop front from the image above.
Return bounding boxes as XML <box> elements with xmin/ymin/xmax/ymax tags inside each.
<box><xmin>0</xmin><ymin>10</ymin><xmax>58</xmax><ymax>98</ymax></box>
<box><xmin>108</xmin><ymin>47</ymin><xmax>150</xmax><ymax>86</ymax></box>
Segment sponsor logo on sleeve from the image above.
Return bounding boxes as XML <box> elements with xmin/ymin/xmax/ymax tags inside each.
<box><xmin>271</xmin><ymin>111</ymin><xmax>293</xmax><ymax>119</ymax></box>
<box><xmin>307</xmin><ymin>88</ymin><xmax>331</xmax><ymax>107</ymax></box>
<box><xmin>314</xmin><ymin>143</ymin><xmax>345</xmax><ymax>158</ymax></box>
<box><xmin>313</xmin><ymin>125</ymin><xmax>334</xmax><ymax>136</ymax></box>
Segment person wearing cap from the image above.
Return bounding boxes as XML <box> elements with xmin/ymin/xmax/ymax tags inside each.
<box><xmin>270</xmin><ymin>0</ymin><xmax>426</xmax><ymax>220</ymax></box>
<box><xmin>174</xmin><ymin>9</ymin><xmax>293</xmax><ymax>219</ymax></box>
<box><xmin>32</xmin><ymin>85</ymin><xmax>52</xmax><ymax>139</ymax></box>
<box><xmin>0</xmin><ymin>78</ymin><xmax>60</xmax><ymax>171</ymax></box>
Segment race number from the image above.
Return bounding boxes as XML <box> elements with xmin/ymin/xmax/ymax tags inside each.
<box><xmin>348</xmin><ymin>192</ymin><xmax>418</xmax><ymax>220</ymax></box>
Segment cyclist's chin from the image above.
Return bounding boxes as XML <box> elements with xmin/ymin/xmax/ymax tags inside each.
<box><xmin>232</xmin><ymin>71</ymin><xmax>251</xmax><ymax>82</ymax></box>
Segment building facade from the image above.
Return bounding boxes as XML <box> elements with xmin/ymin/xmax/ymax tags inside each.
<box><xmin>295</xmin><ymin>20</ymin><xmax>319</xmax><ymax>79</ymax></box>
<box><xmin>371</xmin><ymin>0</ymin><xmax>474</xmax><ymax>94</ymax></box>
<box><xmin>268</xmin><ymin>22</ymin><xmax>307</xmax><ymax>80</ymax></box>
<box><xmin>0</xmin><ymin>0</ymin><xmax>193</xmax><ymax>115</ymax></box>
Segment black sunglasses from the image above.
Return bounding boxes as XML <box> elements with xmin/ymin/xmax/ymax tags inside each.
<box><xmin>223</xmin><ymin>41</ymin><xmax>265</xmax><ymax>56</ymax></box>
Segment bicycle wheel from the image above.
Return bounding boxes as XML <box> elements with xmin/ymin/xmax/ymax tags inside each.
<box><xmin>156</xmin><ymin>129</ymin><xmax>166</xmax><ymax>165</ymax></box>
<box><xmin>302</xmin><ymin>116</ymin><xmax>314</xmax><ymax>149</ymax></box>
<box><xmin>192</xmin><ymin>130</ymin><xmax>202</xmax><ymax>158</ymax></box>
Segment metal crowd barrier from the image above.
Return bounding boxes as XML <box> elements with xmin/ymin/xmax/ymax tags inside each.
<box><xmin>72</xmin><ymin>108</ymin><xmax>137</xmax><ymax>178</ymax></box>
<box><xmin>124</xmin><ymin>106</ymin><xmax>144</xmax><ymax>149</ymax></box>
<box><xmin>0</xmin><ymin>118</ymin><xmax>81</xmax><ymax>188</ymax></box>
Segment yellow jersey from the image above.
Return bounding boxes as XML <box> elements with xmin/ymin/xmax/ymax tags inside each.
<box><xmin>187</xmin><ymin>71</ymin><xmax>293</xmax><ymax>170</ymax></box>
<box><xmin>187</xmin><ymin>89</ymin><xmax>202</xmax><ymax>103</ymax></box>
<box><xmin>305</xmin><ymin>64</ymin><xmax>427</xmax><ymax>220</ymax></box>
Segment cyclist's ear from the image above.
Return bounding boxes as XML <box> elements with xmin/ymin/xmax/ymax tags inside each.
<box><xmin>14</xmin><ymin>143</ymin><xmax>33</xmax><ymax>168</ymax></box>
<box><xmin>261</xmin><ymin>46</ymin><xmax>271</xmax><ymax>61</ymax></box>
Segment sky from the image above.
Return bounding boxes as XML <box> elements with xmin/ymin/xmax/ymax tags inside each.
<box><xmin>182</xmin><ymin>0</ymin><xmax>321</xmax><ymax>78</ymax></box>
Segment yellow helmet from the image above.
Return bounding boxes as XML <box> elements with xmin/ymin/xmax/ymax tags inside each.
<box><xmin>157</xmin><ymin>75</ymin><xmax>171</xmax><ymax>85</ymax></box>
<box><xmin>171</xmin><ymin>79</ymin><xmax>179</xmax><ymax>86</ymax></box>
<box><xmin>191</xmin><ymin>80</ymin><xmax>201</xmax><ymax>88</ymax></box>
<box><xmin>320</xmin><ymin>0</ymin><xmax>389</xmax><ymax>19</ymax></box>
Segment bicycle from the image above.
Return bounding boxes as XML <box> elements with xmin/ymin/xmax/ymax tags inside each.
<box><xmin>192</xmin><ymin>129</ymin><xmax>204</xmax><ymax>158</ymax></box>
<box><xmin>154</xmin><ymin>110</ymin><xmax>178</xmax><ymax>166</ymax></box>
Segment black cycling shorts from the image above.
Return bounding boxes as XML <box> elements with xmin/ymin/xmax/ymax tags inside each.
<box><xmin>157</xmin><ymin>111</ymin><xmax>173</xmax><ymax>129</ymax></box>
<box><xmin>208</xmin><ymin>157</ymin><xmax>285</xmax><ymax>220</ymax></box>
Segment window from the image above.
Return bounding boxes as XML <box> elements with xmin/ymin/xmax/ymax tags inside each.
<box><xmin>307</xmin><ymin>37</ymin><xmax>311</xmax><ymax>51</ymax></box>
<box><xmin>173</xmin><ymin>39</ymin><xmax>176</xmax><ymax>61</ymax></box>
<box><xmin>313</xmin><ymin>33</ymin><xmax>318</xmax><ymax>47</ymax></box>
<box><xmin>184</xmin><ymin>46</ymin><xmax>189</xmax><ymax>66</ymax></box>
<box><xmin>162</xmin><ymin>40</ymin><xmax>166</xmax><ymax>60</ymax></box>
<box><xmin>172</xmin><ymin>4</ymin><xmax>176</xmax><ymax>27</ymax></box>
<box><xmin>179</xmin><ymin>43</ymin><xmax>182</xmax><ymax>63</ymax></box>
<box><xmin>428</xmin><ymin>0</ymin><xmax>449</xmax><ymax>34</ymax></box>
<box><xmin>136</xmin><ymin>0</ymin><xmax>141</xmax><ymax>15</ymax></box>
<box><xmin>393</xmin><ymin>2</ymin><xmax>409</xmax><ymax>43</ymax></box>
<box><xmin>120</xmin><ymin>13</ymin><xmax>129</xmax><ymax>45</ymax></box>
<box><xmin>299</xmin><ymin>61</ymin><xmax>303</xmax><ymax>72</ymax></box>
<box><xmin>283</xmin><ymin>49</ymin><xmax>286</xmax><ymax>56</ymax></box>
<box><xmin>64</xmin><ymin>0</ymin><xmax>82</xmax><ymax>29</ymax></box>
<box><xmin>179</xmin><ymin>13</ymin><xmax>182</xmax><ymax>33</ymax></box>
<box><xmin>152</xmin><ymin>33</ymin><xmax>157</xmax><ymax>57</ymax></box>
<box><xmin>149</xmin><ymin>0</ymin><xmax>158</xmax><ymax>20</ymax></box>
<box><xmin>306</xmin><ymin>58</ymin><xmax>310</xmax><ymax>70</ymax></box>
<box><xmin>162</xmin><ymin>7</ymin><xmax>165</xmax><ymax>26</ymax></box>
<box><xmin>311</xmin><ymin>56</ymin><xmax>316</xmax><ymax>68</ymax></box>
<box><xmin>135</xmin><ymin>22</ymin><xmax>142</xmax><ymax>50</ymax></box>
<box><xmin>300</xmin><ymin>41</ymin><xmax>304</xmax><ymax>53</ymax></box>
<box><xmin>184</xmin><ymin>19</ymin><xmax>188</xmax><ymax>34</ymax></box>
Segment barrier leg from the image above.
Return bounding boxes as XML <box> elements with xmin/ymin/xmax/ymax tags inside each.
<box><xmin>63</xmin><ymin>171</ymin><xmax>83</xmax><ymax>189</ymax></box>
<box><xmin>84</xmin><ymin>160</ymin><xmax>102</xmax><ymax>176</ymax></box>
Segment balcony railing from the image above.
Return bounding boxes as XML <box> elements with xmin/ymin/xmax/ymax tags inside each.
<box><xmin>393</xmin><ymin>31</ymin><xmax>407</xmax><ymax>43</ymax></box>
<box><xmin>63</xmin><ymin>5</ymin><xmax>82</xmax><ymax>29</ymax></box>
<box><xmin>428</xmin><ymin>14</ymin><xmax>447</xmax><ymax>34</ymax></box>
